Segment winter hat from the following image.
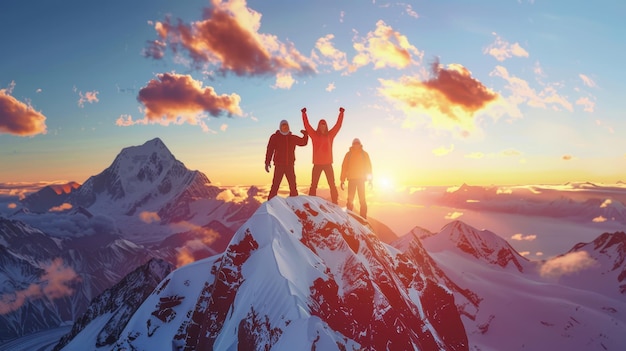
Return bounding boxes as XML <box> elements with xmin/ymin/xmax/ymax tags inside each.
<box><xmin>352</xmin><ymin>138</ymin><xmax>361</xmax><ymax>145</ymax></box>
<box><xmin>279</xmin><ymin>119</ymin><xmax>290</xmax><ymax>135</ymax></box>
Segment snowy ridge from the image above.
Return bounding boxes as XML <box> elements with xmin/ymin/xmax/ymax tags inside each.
<box><xmin>406</xmin><ymin>221</ymin><xmax>626</xmax><ymax>350</ymax></box>
<box><xmin>53</xmin><ymin>258</ymin><xmax>173</xmax><ymax>350</ymax></box>
<box><xmin>67</xmin><ymin>196</ymin><xmax>468</xmax><ymax>351</ymax></box>
<box><xmin>427</xmin><ymin>220</ymin><xmax>531</xmax><ymax>272</ymax></box>
<box><xmin>560</xmin><ymin>231</ymin><xmax>626</xmax><ymax>298</ymax></box>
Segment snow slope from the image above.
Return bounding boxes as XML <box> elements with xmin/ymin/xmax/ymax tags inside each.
<box><xmin>400</xmin><ymin>221</ymin><xmax>626</xmax><ymax>351</ymax></box>
<box><xmin>61</xmin><ymin>196</ymin><xmax>468</xmax><ymax>351</ymax></box>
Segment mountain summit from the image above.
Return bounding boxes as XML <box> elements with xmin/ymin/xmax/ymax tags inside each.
<box><xmin>68</xmin><ymin>137</ymin><xmax>220</xmax><ymax>222</ymax></box>
<box><xmin>60</xmin><ymin>196</ymin><xmax>468</xmax><ymax>350</ymax></box>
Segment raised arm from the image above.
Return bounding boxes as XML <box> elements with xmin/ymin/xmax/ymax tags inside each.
<box><xmin>329</xmin><ymin>107</ymin><xmax>344</xmax><ymax>137</ymax></box>
<box><xmin>295</xmin><ymin>129</ymin><xmax>309</xmax><ymax>146</ymax></box>
<box><xmin>301</xmin><ymin>107</ymin><xmax>315</xmax><ymax>135</ymax></box>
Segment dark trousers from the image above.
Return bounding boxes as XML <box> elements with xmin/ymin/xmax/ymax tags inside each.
<box><xmin>268</xmin><ymin>164</ymin><xmax>298</xmax><ymax>200</ymax></box>
<box><xmin>308</xmin><ymin>164</ymin><xmax>338</xmax><ymax>204</ymax></box>
<box><xmin>346</xmin><ymin>179</ymin><xmax>367</xmax><ymax>218</ymax></box>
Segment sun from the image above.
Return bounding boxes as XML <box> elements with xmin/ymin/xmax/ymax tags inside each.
<box><xmin>376</xmin><ymin>175</ymin><xmax>395</xmax><ymax>191</ymax></box>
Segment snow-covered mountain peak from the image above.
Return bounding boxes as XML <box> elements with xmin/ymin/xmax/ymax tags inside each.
<box><xmin>108</xmin><ymin>137</ymin><xmax>177</xmax><ymax>195</ymax></box>
<box><xmin>87</xmin><ymin>196</ymin><xmax>468</xmax><ymax>351</ymax></box>
<box><xmin>68</xmin><ymin>138</ymin><xmax>218</xmax><ymax>219</ymax></box>
<box><xmin>425</xmin><ymin>220</ymin><xmax>530</xmax><ymax>272</ymax></box>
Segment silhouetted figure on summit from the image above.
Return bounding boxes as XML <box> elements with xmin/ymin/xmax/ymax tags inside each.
<box><xmin>340</xmin><ymin>138</ymin><xmax>372</xmax><ymax>218</ymax></box>
<box><xmin>301</xmin><ymin>107</ymin><xmax>344</xmax><ymax>204</ymax></box>
<box><xmin>265</xmin><ymin>119</ymin><xmax>308</xmax><ymax>200</ymax></box>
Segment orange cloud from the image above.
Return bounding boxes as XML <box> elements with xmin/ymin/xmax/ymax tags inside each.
<box><xmin>0</xmin><ymin>82</ymin><xmax>47</xmax><ymax>136</ymax></box>
<box><xmin>0</xmin><ymin>258</ymin><xmax>79</xmax><ymax>314</ymax></box>
<box><xmin>7</xmin><ymin>203</ymin><xmax>17</xmax><ymax>209</ymax></box>
<box><xmin>149</xmin><ymin>0</ymin><xmax>314</xmax><ymax>78</ymax></box>
<box><xmin>379</xmin><ymin>59</ymin><xmax>498</xmax><ymax>132</ymax></box>
<box><xmin>592</xmin><ymin>216</ymin><xmax>607</xmax><ymax>223</ymax></box>
<box><xmin>484</xmin><ymin>33</ymin><xmax>529</xmax><ymax>61</ymax></box>
<box><xmin>351</xmin><ymin>20</ymin><xmax>422</xmax><ymax>71</ymax></box>
<box><xmin>123</xmin><ymin>73</ymin><xmax>242</xmax><ymax>131</ymax></box>
<box><xmin>170</xmin><ymin>223</ymin><xmax>221</xmax><ymax>267</ymax></box>
<box><xmin>77</xmin><ymin>90</ymin><xmax>99</xmax><ymax>108</ymax></box>
<box><xmin>139</xmin><ymin>211</ymin><xmax>161</xmax><ymax>223</ymax></box>
<box><xmin>562</xmin><ymin>155</ymin><xmax>573</xmax><ymax>161</ymax></box>
<box><xmin>49</xmin><ymin>203</ymin><xmax>73</xmax><ymax>212</ymax></box>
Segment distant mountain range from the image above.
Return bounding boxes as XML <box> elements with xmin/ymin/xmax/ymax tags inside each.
<box><xmin>2</xmin><ymin>138</ymin><xmax>625</xmax><ymax>350</ymax></box>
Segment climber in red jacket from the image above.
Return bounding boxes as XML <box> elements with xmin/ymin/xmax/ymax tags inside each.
<box><xmin>265</xmin><ymin>119</ymin><xmax>309</xmax><ymax>200</ymax></box>
<box><xmin>301</xmin><ymin>107</ymin><xmax>344</xmax><ymax>204</ymax></box>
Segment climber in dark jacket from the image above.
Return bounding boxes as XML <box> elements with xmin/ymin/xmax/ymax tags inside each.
<box><xmin>265</xmin><ymin>119</ymin><xmax>308</xmax><ymax>200</ymax></box>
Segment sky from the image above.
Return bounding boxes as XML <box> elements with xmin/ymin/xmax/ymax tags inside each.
<box><xmin>1</xmin><ymin>0</ymin><xmax>625</xmax><ymax>188</ymax></box>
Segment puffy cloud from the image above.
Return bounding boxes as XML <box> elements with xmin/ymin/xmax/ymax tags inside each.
<box><xmin>562</xmin><ymin>155</ymin><xmax>573</xmax><ymax>161</ymax></box>
<box><xmin>216</xmin><ymin>187</ymin><xmax>247</xmax><ymax>203</ymax></box>
<box><xmin>76</xmin><ymin>90</ymin><xmax>99</xmax><ymax>108</ymax></box>
<box><xmin>445</xmin><ymin>211</ymin><xmax>463</xmax><ymax>220</ymax></box>
<box><xmin>313</xmin><ymin>34</ymin><xmax>349</xmax><ymax>71</ymax></box>
<box><xmin>404</xmin><ymin>4</ymin><xmax>419</xmax><ymax>19</ymax></box>
<box><xmin>511</xmin><ymin>233</ymin><xmax>537</xmax><ymax>241</ymax></box>
<box><xmin>272</xmin><ymin>72</ymin><xmax>295</xmax><ymax>89</ymax></box>
<box><xmin>7</xmin><ymin>203</ymin><xmax>17</xmax><ymax>209</ymax></box>
<box><xmin>539</xmin><ymin>251</ymin><xmax>598</xmax><ymax>278</ymax></box>
<box><xmin>491</xmin><ymin>65</ymin><xmax>573</xmax><ymax>112</ymax></box>
<box><xmin>432</xmin><ymin>144</ymin><xmax>454</xmax><ymax>156</ymax></box>
<box><xmin>169</xmin><ymin>222</ymin><xmax>220</xmax><ymax>267</ymax></box>
<box><xmin>122</xmin><ymin>73</ymin><xmax>242</xmax><ymax>131</ymax></box>
<box><xmin>379</xmin><ymin>59</ymin><xmax>499</xmax><ymax>132</ymax></box>
<box><xmin>325</xmin><ymin>83</ymin><xmax>336</xmax><ymax>92</ymax></box>
<box><xmin>496</xmin><ymin>187</ymin><xmax>512</xmax><ymax>194</ymax></box>
<box><xmin>600</xmin><ymin>199</ymin><xmax>612</xmax><ymax>208</ymax></box>
<box><xmin>139</xmin><ymin>211</ymin><xmax>161</xmax><ymax>223</ymax></box>
<box><xmin>0</xmin><ymin>82</ymin><xmax>47</xmax><ymax>136</ymax></box>
<box><xmin>0</xmin><ymin>258</ymin><xmax>79</xmax><ymax>314</ymax></box>
<box><xmin>576</xmin><ymin>97</ymin><xmax>595</xmax><ymax>113</ymax></box>
<box><xmin>579</xmin><ymin>74</ymin><xmax>597</xmax><ymax>88</ymax></box>
<box><xmin>592</xmin><ymin>216</ymin><xmax>607</xmax><ymax>223</ymax></box>
<box><xmin>149</xmin><ymin>0</ymin><xmax>314</xmax><ymax>79</ymax></box>
<box><xmin>484</xmin><ymin>33</ymin><xmax>529</xmax><ymax>61</ymax></box>
<box><xmin>351</xmin><ymin>20</ymin><xmax>422</xmax><ymax>71</ymax></box>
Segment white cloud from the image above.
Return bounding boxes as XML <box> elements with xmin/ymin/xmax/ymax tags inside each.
<box><xmin>539</xmin><ymin>251</ymin><xmax>598</xmax><ymax>278</ymax></box>
<box><xmin>511</xmin><ymin>233</ymin><xmax>537</xmax><ymax>241</ymax></box>
<box><xmin>592</xmin><ymin>216</ymin><xmax>607</xmax><ymax>223</ymax></box>
<box><xmin>445</xmin><ymin>211</ymin><xmax>463</xmax><ymax>220</ymax></box>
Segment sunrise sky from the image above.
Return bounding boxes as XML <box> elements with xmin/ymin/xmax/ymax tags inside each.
<box><xmin>1</xmin><ymin>0</ymin><xmax>625</xmax><ymax>188</ymax></box>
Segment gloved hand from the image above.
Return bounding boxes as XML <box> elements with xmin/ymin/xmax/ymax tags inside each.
<box><xmin>301</xmin><ymin>107</ymin><xmax>307</xmax><ymax>113</ymax></box>
<box><xmin>340</xmin><ymin>181</ymin><xmax>345</xmax><ymax>190</ymax></box>
<box><xmin>300</xmin><ymin>129</ymin><xmax>307</xmax><ymax>135</ymax></box>
<box><xmin>339</xmin><ymin>107</ymin><xmax>345</xmax><ymax>113</ymax></box>
<box><xmin>265</xmin><ymin>164</ymin><xmax>270</xmax><ymax>173</ymax></box>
